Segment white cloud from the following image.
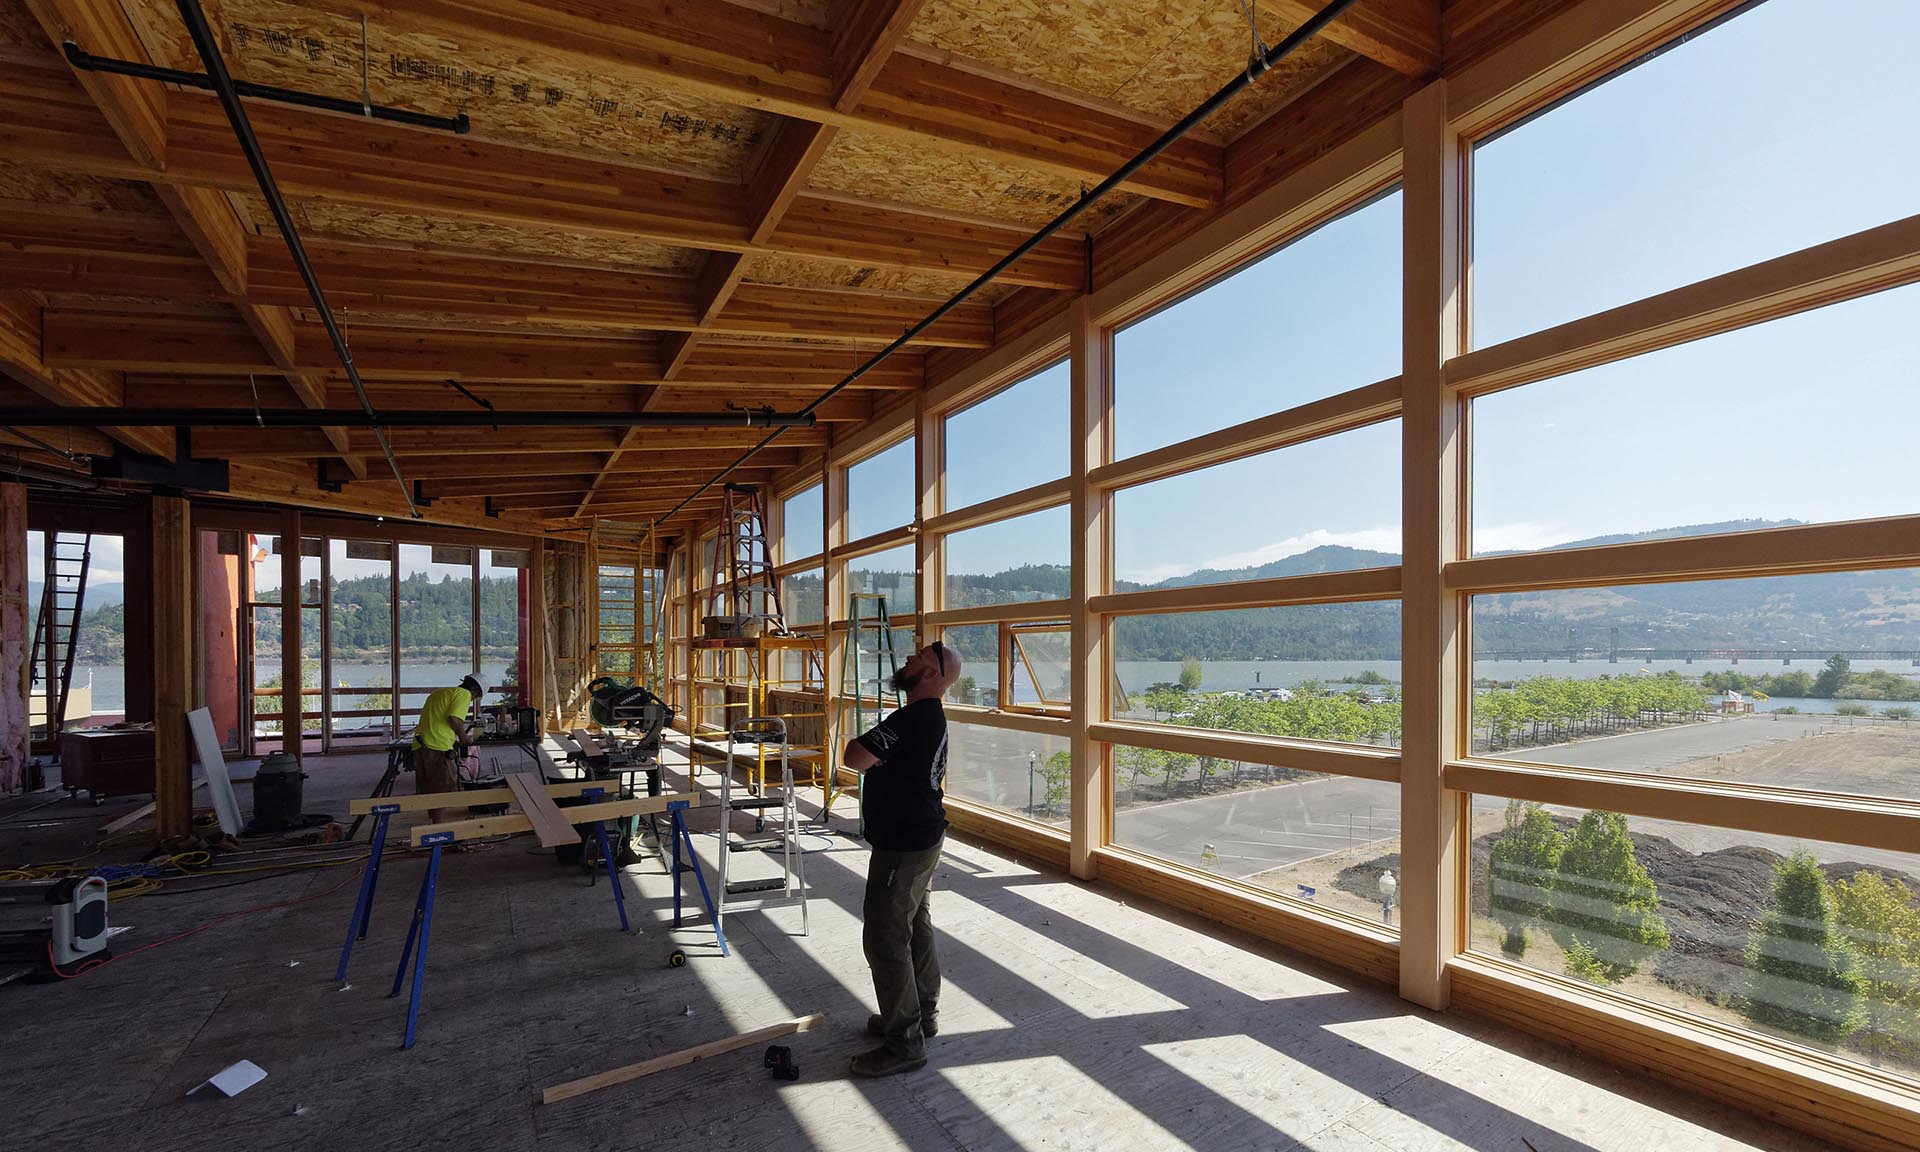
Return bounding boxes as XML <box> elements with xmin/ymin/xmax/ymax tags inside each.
<box><xmin>25</xmin><ymin>532</ymin><xmax>126</xmax><ymax>585</ymax></box>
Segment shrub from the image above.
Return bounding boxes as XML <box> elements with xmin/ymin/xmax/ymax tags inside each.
<box><xmin>1564</xmin><ymin>937</ymin><xmax>1616</xmax><ymax>985</ymax></box>
<box><xmin>1743</xmin><ymin>852</ymin><xmax>1866</xmax><ymax>1042</ymax></box>
<box><xmin>1489</xmin><ymin>801</ymin><xmax>1563</xmax><ymax>958</ymax></box>
<box><xmin>1547</xmin><ymin>812</ymin><xmax>1670</xmax><ymax>982</ymax></box>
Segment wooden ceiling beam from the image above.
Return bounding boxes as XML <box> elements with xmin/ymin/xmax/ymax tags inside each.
<box><xmin>42</xmin><ymin>310</ymin><xmax>927</xmax><ymax>388</ymax></box>
<box><xmin>1268</xmin><ymin>0</ymin><xmax>1442</xmax><ymax>77</ymax></box>
<box><xmin>0</xmin><ymin>291</ymin><xmax>173</xmax><ymax>460</ymax></box>
<box><xmin>301</xmin><ymin>0</ymin><xmax>1219</xmax><ymax>207</ymax></box>
<box><xmin>0</xmin><ymin>64</ymin><xmax>1085</xmax><ymax>290</ymax></box>
<box><xmin>396</xmin><ymin>449</ymin><xmax>808</xmax><ymax>481</ymax></box>
<box><xmin>832</xmin><ymin>0</ymin><xmax>929</xmax><ymax>112</ymax></box>
<box><xmin>10</xmin><ymin>237</ymin><xmax>995</xmax><ymax>348</ymax></box>
<box><xmin>25</xmin><ymin>0</ymin><xmax>361</xmax><ymax>476</ymax></box>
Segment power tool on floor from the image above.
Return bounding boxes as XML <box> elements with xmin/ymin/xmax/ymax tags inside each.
<box><xmin>0</xmin><ymin>876</ymin><xmax>111</xmax><ymax>981</ymax></box>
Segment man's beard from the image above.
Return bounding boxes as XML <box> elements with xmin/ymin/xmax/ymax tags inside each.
<box><xmin>890</xmin><ymin>665</ymin><xmax>924</xmax><ymax>693</ymax></box>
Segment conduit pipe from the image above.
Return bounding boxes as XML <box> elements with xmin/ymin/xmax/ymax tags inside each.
<box><xmin>174</xmin><ymin>0</ymin><xmax>421</xmax><ymax>516</ymax></box>
<box><xmin>657</xmin><ymin>0</ymin><xmax>1365</xmax><ymax>523</ymax></box>
<box><xmin>0</xmin><ymin>409</ymin><xmax>817</xmax><ymax>429</ymax></box>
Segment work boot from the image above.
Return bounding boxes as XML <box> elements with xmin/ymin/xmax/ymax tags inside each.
<box><xmin>867</xmin><ymin>1010</ymin><xmax>938</xmax><ymax>1038</ymax></box>
<box><xmin>849</xmin><ymin>1046</ymin><xmax>927</xmax><ymax>1078</ymax></box>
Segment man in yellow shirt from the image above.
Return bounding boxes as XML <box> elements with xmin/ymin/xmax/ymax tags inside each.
<box><xmin>413</xmin><ymin>674</ymin><xmax>483</xmax><ymax>822</ymax></box>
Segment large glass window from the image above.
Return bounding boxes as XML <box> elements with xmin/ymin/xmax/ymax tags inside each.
<box><xmin>1112</xmin><ymin>604</ymin><xmax>1403</xmax><ymax>747</ymax></box>
<box><xmin>1470</xmin><ymin>799</ymin><xmax>1920</xmax><ymax>1085</ymax></box>
<box><xmin>1471</xmin><ymin>0</ymin><xmax>1920</xmax><ymax>347</ymax></box>
<box><xmin>1113</xmin><ymin>420</ymin><xmax>1401</xmax><ymax>590</ymax></box>
<box><xmin>780</xmin><ymin>567</ymin><xmax>824</xmax><ymax>627</ymax></box>
<box><xmin>1112</xmin><ymin>743</ymin><xmax>1402</xmax><ymax>930</ymax></box>
<box><xmin>329</xmin><ymin>540</ymin><xmax>394</xmax><ymax>745</ymax></box>
<box><xmin>846</xmin><ymin>437</ymin><xmax>915</xmax><ymax>540</ymax></box>
<box><xmin>397</xmin><ymin>544</ymin><xmax>476</xmax><ymax>724</ymax></box>
<box><xmin>943</xmin><ymin>506</ymin><xmax>1069</xmax><ymax>608</ymax></box>
<box><xmin>941</xmin><ymin>623</ymin><xmax>999</xmax><ymax>708</ymax></box>
<box><xmin>947</xmin><ymin>720</ymin><xmax>1071</xmax><ymax>827</ymax></box>
<box><xmin>1112</xmin><ymin>192</ymin><xmax>1400</xmax><ymax>458</ymax></box>
<box><xmin>782</xmin><ymin>482</ymin><xmax>823</xmax><ymax>562</ymax></box>
<box><xmin>847</xmin><ymin>544</ymin><xmax>916</xmax><ymax>619</ymax></box>
<box><xmin>1470</xmin><ymin>571</ymin><xmax>1920</xmax><ymax>801</ymax></box>
<box><xmin>1471</xmin><ymin>282</ymin><xmax>1920</xmax><ymax>556</ymax></box>
<box><xmin>945</xmin><ymin>361</ymin><xmax>1069</xmax><ymax>509</ymax></box>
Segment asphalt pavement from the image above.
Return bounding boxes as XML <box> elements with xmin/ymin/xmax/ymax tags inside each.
<box><xmin>945</xmin><ymin>712</ymin><xmax>1913</xmax><ymax>881</ymax></box>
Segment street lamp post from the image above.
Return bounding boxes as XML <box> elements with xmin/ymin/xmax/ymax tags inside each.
<box><xmin>1027</xmin><ymin>750</ymin><xmax>1037</xmax><ymax>818</ymax></box>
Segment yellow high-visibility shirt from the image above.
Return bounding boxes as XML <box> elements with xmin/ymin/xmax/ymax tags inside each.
<box><xmin>413</xmin><ymin>686</ymin><xmax>472</xmax><ymax>752</ymax></box>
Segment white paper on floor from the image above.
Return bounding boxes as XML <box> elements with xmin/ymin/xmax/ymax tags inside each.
<box><xmin>190</xmin><ymin>1060</ymin><xmax>267</xmax><ymax>1098</ymax></box>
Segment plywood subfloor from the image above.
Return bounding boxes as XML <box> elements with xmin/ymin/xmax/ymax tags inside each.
<box><xmin>1</xmin><ymin>754</ymin><xmax>1839</xmax><ymax>1152</ymax></box>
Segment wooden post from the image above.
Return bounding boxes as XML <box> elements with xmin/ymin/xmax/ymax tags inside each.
<box><xmin>914</xmin><ymin>393</ymin><xmax>943</xmax><ymax>648</ymax></box>
<box><xmin>823</xmin><ymin>460</ymin><xmax>847</xmax><ymax>752</ymax></box>
<box><xmin>1399</xmin><ymin>79</ymin><xmax>1465</xmax><ymax>1011</ymax></box>
<box><xmin>529</xmin><ymin>536</ymin><xmax>546</xmax><ymax>728</ymax></box>
<box><xmin>0</xmin><ymin>483</ymin><xmax>27</xmax><ymax>794</ymax></box>
<box><xmin>152</xmin><ymin>495</ymin><xmax>194</xmax><ymax>838</ymax></box>
<box><xmin>281</xmin><ymin>507</ymin><xmax>301</xmax><ymax>761</ymax></box>
<box><xmin>1068</xmin><ymin>296</ymin><xmax>1110</xmax><ymax>878</ymax></box>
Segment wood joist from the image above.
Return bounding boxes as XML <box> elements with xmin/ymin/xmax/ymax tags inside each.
<box><xmin>3</xmin><ymin>234</ymin><xmax>996</xmax><ymax>348</ymax></box>
<box><xmin>41</xmin><ymin>308</ymin><xmax>927</xmax><ymax>391</ymax></box>
<box><xmin>0</xmin><ymin>58</ymin><xmax>1087</xmax><ymax>291</ymax></box>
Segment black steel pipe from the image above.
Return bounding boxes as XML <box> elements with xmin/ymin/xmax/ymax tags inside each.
<box><xmin>174</xmin><ymin>0</ymin><xmax>418</xmax><ymax>517</ymax></box>
<box><xmin>658</xmin><ymin>0</ymin><xmax>1364</xmax><ymax>524</ymax></box>
<box><xmin>65</xmin><ymin>42</ymin><xmax>470</xmax><ymax>134</ymax></box>
<box><xmin>0</xmin><ymin>409</ymin><xmax>816</xmax><ymax>429</ymax></box>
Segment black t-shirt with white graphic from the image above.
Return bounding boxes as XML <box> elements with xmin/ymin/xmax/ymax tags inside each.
<box><xmin>853</xmin><ymin>697</ymin><xmax>949</xmax><ymax>852</ymax></box>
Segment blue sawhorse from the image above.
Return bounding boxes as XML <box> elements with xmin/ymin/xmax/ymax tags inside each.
<box><xmin>580</xmin><ymin>786</ymin><xmax>630</xmax><ymax>933</ymax></box>
<box><xmin>335</xmin><ymin>801</ymin><xmax>400</xmax><ymax>983</ymax></box>
<box><xmin>355</xmin><ymin>791</ymin><xmax>639</xmax><ymax>1049</ymax></box>
<box><xmin>389</xmin><ymin>829</ymin><xmax>451</xmax><ymax>1050</ymax></box>
<box><xmin>668</xmin><ymin>799</ymin><xmax>729</xmax><ymax>957</ymax></box>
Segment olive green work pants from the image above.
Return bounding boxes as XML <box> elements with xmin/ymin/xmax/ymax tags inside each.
<box><xmin>863</xmin><ymin>838</ymin><xmax>945</xmax><ymax>1059</ymax></box>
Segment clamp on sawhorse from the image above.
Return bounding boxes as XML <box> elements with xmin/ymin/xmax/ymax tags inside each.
<box><xmin>668</xmin><ymin>799</ymin><xmax>729</xmax><ymax>957</ymax></box>
<box><xmin>335</xmin><ymin>801</ymin><xmax>401</xmax><ymax>983</ymax></box>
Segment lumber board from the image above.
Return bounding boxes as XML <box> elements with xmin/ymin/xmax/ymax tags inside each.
<box><xmin>507</xmin><ymin>771</ymin><xmax>581</xmax><ymax>848</ymax></box>
<box><xmin>409</xmin><ymin>791</ymin><xmax>704</xmax><ymax>847</ymax></box>
<box><xmin>99</xmin><ymin>777</ymin><xmax>205</xmax><ymax>834</ymax></box>
<box><xmin>347</xmin><ymin>777</ymin><xmax>603</xmax><ymax>815</ymax></box>
<box><xmin>540</xmin><ymin>1013</ymin><xmax>827</xmax><ymax>1105</ymax></box>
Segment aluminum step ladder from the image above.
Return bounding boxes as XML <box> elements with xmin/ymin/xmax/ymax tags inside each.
<box><xmin>716</xmin><ymin>716</ymin><xmax>809</xmax><ymax>937</ymax></box>
<box><xmin>29</xmin><ymin>532</ymin><xmax>91</xmax><ymax>750</ymax></box>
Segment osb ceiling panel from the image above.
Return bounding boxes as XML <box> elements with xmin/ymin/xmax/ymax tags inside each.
<box><xmin>238</xmin><ymin>194</ymin><xmax>703</xmax><ymax>275</ymax></box>
<box><xmin>742</xmin><ymin>252</ymin><xmax>1019</xmax><ymax>306</ymax></box>
<box><xmin>121</xmin><ymin>0</ymin><xmax>771</xmax><ymax>179</ymax></box>
<box><xmin>810</xmin><ymin>127</ymin><xmax>1137</xmax><ymax>232</ymax></box>
<box><xmin>908</xmin><ymin>0</ymin><xmax>1351</xmax><ymax>138</ymax></box>
<box><xmin>0</xmin><ymin>161</ymin><xmax>165</xmax><ymax>212</ymax></box>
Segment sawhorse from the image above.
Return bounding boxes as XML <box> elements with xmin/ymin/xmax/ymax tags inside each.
<box><xmin>668</xmin><ymin>799</ymin><xmax>729</xmax><ymax>958</ymax></box>
<box><xmin>338</xmin><ymin>788</ymin><xmax>708</xmax><ymax>1049</ymax></box>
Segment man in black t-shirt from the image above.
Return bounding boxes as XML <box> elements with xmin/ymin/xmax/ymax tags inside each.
<box><xmin>843</xmin><ymin>639</ymin><xmax>960</xmax><ymax>1077</ymax></box>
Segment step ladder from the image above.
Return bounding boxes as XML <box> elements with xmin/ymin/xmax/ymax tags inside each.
<box><xmin>832</xmin><ymin>592</ymin><xmax>903</xmax><ymax>831</ymax></box>
<box><xmin>29</xmin><ymin>532</ymin><xmax>92</xmax><ymax>750</ymax></box>
<box><xmin>716</xmin><ymin>717</ymin><xmax>809</xmax><ymax>937</ymax></box>
<box><xmin>712</xmin><ymin>483</ymin><xmax>785</xmax><ymax>633</ymax></box>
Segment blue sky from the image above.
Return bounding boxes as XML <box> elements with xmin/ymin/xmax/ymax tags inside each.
<box><xmin>869</xmin><ymin>0</ymin><xmax>1920</xmax><ymax>584</ymax></box>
